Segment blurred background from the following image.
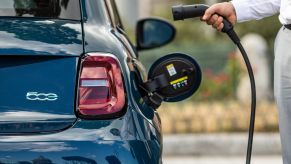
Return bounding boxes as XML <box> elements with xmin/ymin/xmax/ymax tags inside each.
<box><xmin>116</xmin><ymin>0</ymin><xmax>282</xmax><ymax>163</ymax></box>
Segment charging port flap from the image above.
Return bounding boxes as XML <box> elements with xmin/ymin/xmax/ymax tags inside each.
<box><xmin>141</xmin><ymin>53</ymin><xmax>202</xmax><ymax>108</ymax></box>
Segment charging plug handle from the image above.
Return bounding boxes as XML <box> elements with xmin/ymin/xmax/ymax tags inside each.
<box><xmin>172</xmin><ymin>4</ymin><xmax>240</xmax><ymax>44</ymax></box>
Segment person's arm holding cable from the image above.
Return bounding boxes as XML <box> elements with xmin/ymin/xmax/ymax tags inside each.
<box><xmin>201</xmin><ymin>1</ymin><xmax>291</xmax><ymax>164</ymax></box>
<box><xmin>201</xmin><ymin>0</ymin><xmax>281</xmax><ymax>31</ymax></box>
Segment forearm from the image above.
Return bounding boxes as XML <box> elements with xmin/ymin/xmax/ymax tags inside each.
<box><xmin>231</xmin><ymin>0</ymin><xmax>280</xmax><ymax>22</ymax></box>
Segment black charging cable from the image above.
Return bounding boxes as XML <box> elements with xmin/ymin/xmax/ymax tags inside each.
<box><xmin>172</xmin><ymin>4</ymin><xmax>257</xmax><ymax>164</ymax></box>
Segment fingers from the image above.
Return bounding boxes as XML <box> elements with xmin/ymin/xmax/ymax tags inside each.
<box><xmin>202</xmin><ymin>5</ymin><xmax>220</xmax><ymax>21</ymax></box>
<box><xmin>213</xmin><ymin>16</ymin><xmax>223</xmax><ymax>27</ymax></box>
<box><xmin>206</xmin><ymin>14</ymin><xmax>218</xmax><ymax>25</ymax></box>
<box><xmin>201</xmin><ymin>3</ymin><xmax>233</xmax><ymax>31</ymax></box>
<box><xmin>213</xmin><ymin>16</ymin><xmax>224</xmax><ymax>30</ymax></box>
<box><xmin>203</xmin><ymin>14</ymin><xmax>224</xmax><ymax>31</ymax></box>
<box><xmin>217</xmin><ymin>23</ymin><xmax>224</xmax><ymax>31</ymax></box>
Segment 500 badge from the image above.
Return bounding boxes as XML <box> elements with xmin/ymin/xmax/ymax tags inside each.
<box><xmin>26</xmin><ymin>92</ymin><xmax>58</xmax><ymax>101</ymax></box>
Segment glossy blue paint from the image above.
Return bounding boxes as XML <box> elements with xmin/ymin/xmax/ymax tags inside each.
<box><xmin>0</xmin><ymin>0</ymin><xmax>163</xmax><ymax>163</ymax></box>
<box><xmin>0</xmin><ymin>56</ymin><xmax>78</xmax><ymax>134</ymax></box>
<box><xmin>0</xmin><ymin>19</ymin><xmax>83</xmax><ymax>56</ymax></box>
<box><xmin>0</xmin><ymin>107</ymin><xmax>161</xmax><ymax>164</ymax></box>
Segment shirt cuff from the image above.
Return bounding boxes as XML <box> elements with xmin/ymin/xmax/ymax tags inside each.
<box><xmin>231</xmin><ymin>0</ymin><xmax>252</xmax><ymax>22</ymax></box>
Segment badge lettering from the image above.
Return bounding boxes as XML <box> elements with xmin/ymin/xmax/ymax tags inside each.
<box><xmin>26</xmin><ymin>92</ymin><xmax>58</xmax><ymax>101</ymax></box>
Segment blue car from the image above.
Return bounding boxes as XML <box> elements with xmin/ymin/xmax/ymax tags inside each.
<box><xmin>0</xmin><ymin>0</ymin><xmax>203</xmax><ymax>164</ymax></box>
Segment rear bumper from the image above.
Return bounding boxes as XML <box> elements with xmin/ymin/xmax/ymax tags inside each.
<box><xmin>0</xmin><ymin>108</ymin><xmax>162</xmax><ymax>164</ymax></box>
<box><xmin>0</xmin><ymin>140</ymin><xmax>161</xmax><ymax>164</ymax></box>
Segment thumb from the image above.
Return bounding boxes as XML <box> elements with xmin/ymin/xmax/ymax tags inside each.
<box><xmin>202</xmin><ymin>5</ymin><xmax>219</xmax><ymax>20</ymax></box>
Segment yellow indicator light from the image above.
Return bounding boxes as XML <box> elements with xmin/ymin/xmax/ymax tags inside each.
<box><xmin>170</xmin><ymin>76</ymin><xmax>188</xmax><ymax>85</ymax></box>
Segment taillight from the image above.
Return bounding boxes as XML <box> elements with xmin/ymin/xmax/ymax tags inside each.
<box><xmin>77</xmin><ymin>53</ymin><xmax>126</xmax><ymax>119</ymax></box>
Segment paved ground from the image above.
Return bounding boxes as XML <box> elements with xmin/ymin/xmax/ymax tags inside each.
<box><xmin>163</xmin><ymin>134</ymin><xmax>282</xmax><ymax>163</ymax></box>
<box><xmin>163</xmin><ymin>133</ymin><xmax>281</xmax><ymax>156</ymax></box>
<box><xmin>163</xmin><ymin>156</ymin><xmax>282</xmax><ymax>164</ymax></box>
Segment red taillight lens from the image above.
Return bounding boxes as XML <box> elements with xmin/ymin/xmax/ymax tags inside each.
<box><xmin>77</xmin><ymin>53</ymin><xmax>126</xmax><ymax>118</ymax></box>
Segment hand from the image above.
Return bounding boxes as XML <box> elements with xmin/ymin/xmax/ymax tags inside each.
<box><xmin>201</xmin><ymin>2</ymin><xmax>237</xmax><ymax>31</ymax></box>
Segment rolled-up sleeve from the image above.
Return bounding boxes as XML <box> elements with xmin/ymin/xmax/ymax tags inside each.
<box><xmin>231</xmin><ymin>0</ymin><xmax>281</xmax><ymax>22</ymax></box>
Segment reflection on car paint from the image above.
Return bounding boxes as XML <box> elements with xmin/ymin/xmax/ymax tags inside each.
<box><xmin>0</xmin><ymin>19</ymin><xmax>82</xmax><ymax>56</ymax></box>
<box><xmin>0</xmin><ymin>106</ymin><xmax>161</xmax><ymax>163</ymax></box>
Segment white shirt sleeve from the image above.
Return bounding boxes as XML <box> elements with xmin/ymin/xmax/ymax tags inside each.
<box><xmin>280</xmin><ymin>0</ymin><xmax>291</xmax><ymax>24</ymax></box>
<box><xmin>231</xmin><ymin>0</ymin><xmax>281</xmax><ymax>22</ymax></box>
